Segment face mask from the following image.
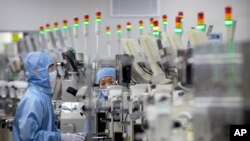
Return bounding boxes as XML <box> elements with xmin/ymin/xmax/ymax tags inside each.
<box><xmin>49</xmin><ymin>71</ymin><xmax>57</xmax><ymax>94</ymax></box>
<box><xmin>98</xmin><ymin>89</ymin><xmax>108</xmax><ymax>100</ymax></box>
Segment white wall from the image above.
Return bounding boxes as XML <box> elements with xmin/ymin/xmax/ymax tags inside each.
<box><xmin>247</xmin><ymin>0</ymin><xmax>250</xmax><ymax>38</ymax></box>
<box><xmin>0</xmin><ymin>0</ymin><xmax>249</xmax><ymax>59</ymax></box>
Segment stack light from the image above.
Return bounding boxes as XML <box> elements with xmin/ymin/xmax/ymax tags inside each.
<box><xmin>162</xmin><ymin>15</ymin><xmax>168</xmax><ymax>25</ymax></box>
<box><xmin>178</xmin><ymin>11</ymin><xmax>184</xmax><ymax>22</ymax></box>
<box><xmin>45</xmin><ymin>24</ymin><xmax>51</xmax><ymax>32</ymax></box>
<box><xmin>73</xmin><ymin>17</ymin><xmax>79</xmax><ymax>27</ymax></box>
<box><xmin>152</xmin><ymin>20</ymin><xmax>160</xmax><ymax>37</ymax></box>
<box><xmin>62</xmin><ymin>20</ymin><xmax>69</xmax><ymax>30</ymax></box>
<box><xmin>138</xmin><ymin>20</ymin><xmax>144</xmax><ymax>30</ymax></box>
<box><xmin>105</xmin><ymin>26</ymin><xmax>111</xmax><ymax>35</ymax></box>
<box><xmin>39</xmin><ymin>26</ymin><xmax>44</xmax><ymax>34</ymax></box>
<box><xmin>196</xmin><ymin>12</ymin><xmax>206</xmax><ymax>31</ymax></box>
<box><xmin>95</xmin><ymin>11</ymin><xmax>102</xmax><ymax>22</ymax></box>
<box><xmin>149</xmin><ymin>17</ymin><xmax>154</xmax><ymax>27</ymax></box>
<box><xmin>175</xmin><ymin>16</ymin><xmax>183</xmax><ymax>35</ymax></box>
<box><xmin>126</xmin><ymin>22</ymin><xmax>132</xmax><ymax>32</ymax></box>
<box><xmin>117</xmin><ymin>25</ymin><xmax>122</xmax><ymax>34</ymax></box>
<box><xmin>83</xmin><ymin>15</ymin><xmax>90</xmax><ymax>25</ymax></box>
<box><xmin>224</xmin><ymin>6</ymin><xmax>233</xmax><ymax>26</ymax></box>
<box><xmin>54</xmin><ymin>22</ymin><xmax>59</xmax><ymax>31</ymax></box>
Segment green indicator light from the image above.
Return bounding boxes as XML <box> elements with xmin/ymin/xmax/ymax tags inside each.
<box><xmin>175</xmin><ymin>28</ymin><xmax>183</xmax><ymax>35</ymax></box>
<box><xmin>117</xmin><ymin>30</ymin><xmax>122</xmax><ymax>34</ymax></box>
<box><xmin>84</xmin><ymin>22</ymin><xmax>89</xmax><ymax>25</ymax></box>
<box><xmin>62</xmin><ymin>26</ymin><xmax>69</xmax><ymax>29</ymax></box>
<box><xmin>152</xmin><ymin>32</ymin><xmax>160</xmax><ymax>37</ymax></box>
<box><xmin>224</xmin><ymin>20</ymin><xmax>233</xmax><ymax>26</ymax></box>
<box><xmin>96</xmin><ymin>19</ymin><xmax>102</xmax><ymax>22</ymax></box>
<box><xmin>196</xmin><ymin>24</ymin><xmax>206</xmax><ymax>32</ymax></box>
<box><xmin>39</xmin><ymin>32</ymin><xmax>44</xmax><ymax>35</ymax></box>
<box><xmin>138</xmin><ymin>26</ymin><xmax>144</xmax><ymax>30</ymax></box>
<box><xmin>105</xmin><ymin>32</ymin><xmax>111</xmax><ymax>35</ymax></box>
<box><xmin>62</xmin><ymin>26</ymin><xmax>69</xmax><ymax>30</ymax></box>
<box><xmin>162</xmin><ymin>22</ymin><xmax>168</xmax><ymax>25</ymax></box>
<box><xmin>45</xmin><ymin>29</ymin><xmax>51</xmax><ymax>32</ymax></box>
<box><xmin>53</xmin><ymin>28</ymin><xmax>59</xmax><ymax>31</ymax></box>
<box><xmin>127</xmin><ymin>28</ymin><xmax>131</xmax><ymax>32</ymax></box>
<box><xmin>74</xmin><ymin>24</ymin><xmax>79</xmax><ymax>27</ymax></box>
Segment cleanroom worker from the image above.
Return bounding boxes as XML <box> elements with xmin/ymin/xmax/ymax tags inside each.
<box><xmin>12</xmin><ymin>52</ymin><xmax>84</xmax><ymax>141</ymax></box>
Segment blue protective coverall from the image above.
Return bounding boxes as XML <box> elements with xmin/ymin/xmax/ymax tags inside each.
<box><xmin>12</xmin><ymin>52</ymin><xmax>61</xmax><ymax>141</ymax></box>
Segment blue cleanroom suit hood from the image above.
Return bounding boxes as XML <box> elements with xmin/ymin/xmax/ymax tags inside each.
<box><xmin>12</xmin><ymin>52</ymin><xmax>61</xmax><ymax>141</ymax></box>
<box><xmin>24</xmin><ymin>51</ymin><xmax>53</xmax><ymax>91</ymax></box>
<box><xmin>96</xmin><ymin>67</ymin><xmax>116</xmax><ymax>84</ymax></box>
<box><xmin>96</xmin><ymin>67</ymin><xmax>116</xmax><ymax>101</ymax></box>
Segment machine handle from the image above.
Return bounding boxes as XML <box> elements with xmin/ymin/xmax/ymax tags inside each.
<box><xmin>66</xmin><ymin>87</ymin><xmax>77</xmax><ymax>96</ymax></box>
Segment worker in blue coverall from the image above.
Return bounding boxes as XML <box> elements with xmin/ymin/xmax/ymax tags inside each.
<box><xmin>82</xmin><ymin>67</ymin><xmax>116</xmax><ymax>138</ymax></box>
<box><xmin>12</xmin><ymin>52</ymin><xmax>85</xmax><ymax>141</ymax></box>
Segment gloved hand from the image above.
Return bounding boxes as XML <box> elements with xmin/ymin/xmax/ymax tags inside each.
<box><xmin>61</xmin><ymin>133</ymin><xmax>85</xmax><ymax>141</ymax></box>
